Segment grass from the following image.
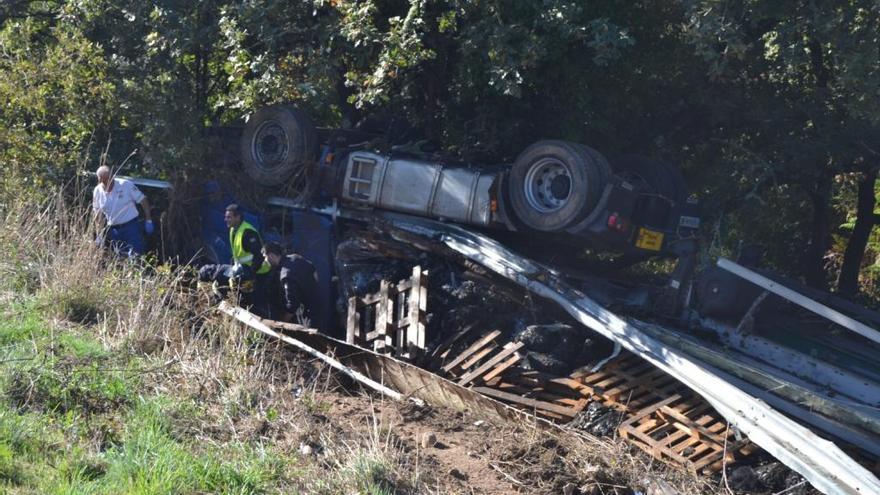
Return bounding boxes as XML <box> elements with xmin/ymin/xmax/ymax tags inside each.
<box><xmin>0</xmin><ymin>299</ymin><xmax>291</xmax><ymax>494</ymax></box>
<box><xmin>0</xmin><ymin>190</ymin><xmax>718</xmax><ymax>495</ymax></box>
<box><xmin>0</xmin><ymin>194</ymin><xmax>434</xmax><ymax>495</ymax></box>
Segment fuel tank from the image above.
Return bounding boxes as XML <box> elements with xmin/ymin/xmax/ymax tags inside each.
<box><xmin>340</xmin><ymin>151</ymin><xmax>497</xmax><ymax>226</ymax></box>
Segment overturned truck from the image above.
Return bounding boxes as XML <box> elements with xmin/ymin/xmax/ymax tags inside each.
<box><xmin>220</xmin><ymin>104</ymin><xmax>879</xmax><ymax>493</ymax></box>
<box><xmin>241</xmin><ymin>105</ymin><xmax>700</xmax><ymax>314</ymax></box>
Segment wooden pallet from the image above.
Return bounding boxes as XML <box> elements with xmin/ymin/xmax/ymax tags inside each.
<box><xmin>574</xmin><ymin>354</ymin><xmax>683</xmax><ymax>412</ymax></box>
<box><xmin>573</xmin><ymin>353</ymin><xmax>757</xmax><ymax>473</ymax></box>
<box><xmin>482</xmin><ymin>368</ymin><xmax>592</xmax><ymax>420</ymax></box>
<box><xmin>346</xmin><ymin>266</ymin><xmax>427</xmax><ymax>358</ymax></box>
<box><xmin>618</xmin><ymin>394</ymin><xmax>756</xmax><ymax>474</ymax></box>
<box><xmin>439</xmin><ymin>331</ymin><xmax>591</xmax><ymax>419</ymax></box>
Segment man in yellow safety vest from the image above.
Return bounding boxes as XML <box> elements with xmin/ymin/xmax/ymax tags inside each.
<box><xmin>198</xmin><ymin>204</ymin><xmax>270</xmax><ymax>313</ymax></box>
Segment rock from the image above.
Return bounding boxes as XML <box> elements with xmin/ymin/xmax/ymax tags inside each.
<box><xmin>782</xmin><ymin>472</ymin><xmax>809</xmax><ymax>495</ymax></box>
<box><xmin>728</xmin><ymin>466</ymin><xmax>759</xmax><ymax>492</ymax></box>
<box><xmin>298</xmin><ymin>443</ymin><xmax>313</xmax><ymax>456</ymax></box>
<box><xmin>421</xmin><ymin>431</ymin><xmax>437</xmax><ymax>449</ymax></box>
<box><xmin>514</xmin><ymin>324</ymin><xmax>579</xmax><ymax>357</ymax></box>
<box><xmin>523</xmin><ymin>351</ymin><xmax>571</xmax><ymax>375</ymax></box>
<box><xmin>449</xmin><ymin>468</ymin><xmax>468</xmax><ymax>480</ymax></box>
<box><xmin>754</xmin><ymin>462</ymin><xmax>788</xmax><ymax>490</ymax></box>
<box><xmin>643</xmin><ymin>477</ymin><xmax>678</xmax><ymax>495</ymax></box>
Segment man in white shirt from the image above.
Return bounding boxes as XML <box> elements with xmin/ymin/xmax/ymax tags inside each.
<box><xmin>92</xmin><ymin>165</ymin><xmax>154</xmax><ymax>257</ymax></box>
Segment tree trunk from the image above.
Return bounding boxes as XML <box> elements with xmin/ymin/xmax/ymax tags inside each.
<box><xmin>836</xmin><ymin>169</ymin><xmax>878</xmax><ymax>296</ymax></box>
<box><xmin>804</xmin><ymin>169</ymin><xmax>833</xmax><ymax>289</ymax></box>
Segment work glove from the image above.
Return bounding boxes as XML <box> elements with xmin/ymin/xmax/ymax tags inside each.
<box><xmin>230</xmin><ymin>263</ymin><xmax>254</xmax><ymax>280</ymax></box>
<box><xmin>230</xmin><ymin>263</ymin><xmax>245</xmax><ymax>279</ymax></box>
<box><xmin>144</xmin><ymin>220</ymin><xmax>155</xmax><ymax>235</ymax></box>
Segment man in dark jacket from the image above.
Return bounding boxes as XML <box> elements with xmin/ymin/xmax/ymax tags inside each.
<box><xmin>262</xmin><ymin>241</ymin><xmax>319</xmax><ymax>328</ymax></box>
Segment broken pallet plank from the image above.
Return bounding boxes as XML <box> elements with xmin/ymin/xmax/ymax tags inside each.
<box><xmin>441</xmin><ymin>330</ymin><xmax>502</xmax><ymax>373</ymax></box>
<box><xmin>457</xmin><ymin>342</ymin><xmax>524</xmax><ymax>385</ymax></box>
<box><xmin>474</xmin><ymin>387</ymin><xmax>580</xmax><ymax>417</ymax></box>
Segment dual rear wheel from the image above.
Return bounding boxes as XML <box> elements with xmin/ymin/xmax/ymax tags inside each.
<box><xmin>508</xmin><ymin>141</ymin><xmax>610</xmax><ymax>232</ymax></box>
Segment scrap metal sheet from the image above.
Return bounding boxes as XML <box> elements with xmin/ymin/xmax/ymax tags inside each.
<box><xmin>378</xmin><ymin>213</ymin><xmax>880</xmax><ymax>495</ymax></box>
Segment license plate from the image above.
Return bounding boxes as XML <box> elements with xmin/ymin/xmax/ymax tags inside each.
<box><xmin>678</xmin><ymin>215</ymin><xmax>700</xmax><ymax>229</ymax></box>
<box><xmin>635</xmin><ymin>228</ymin><xmax>664</xmax><ymax>251</ymax></box>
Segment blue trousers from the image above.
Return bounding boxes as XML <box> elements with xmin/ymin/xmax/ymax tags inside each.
<box><xmin>108</xmin><ymin>219</ymin><xmax>145</xmax><ymax>257</ymax></box>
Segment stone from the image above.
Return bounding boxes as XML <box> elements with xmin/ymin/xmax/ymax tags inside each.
<box><xmin>421</xmin><ymin>431</ymin><xmax>437</xmax><ymax>449</ymax></box>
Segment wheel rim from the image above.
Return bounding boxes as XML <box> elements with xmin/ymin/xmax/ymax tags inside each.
<box><xmin>252</xmin><ymin>119</ymin><xmax>290</xmax><ymax>170</ymax></box>
<box><xmin>523</xmin><ymin>157</ymin><xmax>573</xmax><ymax>213</ymax></box>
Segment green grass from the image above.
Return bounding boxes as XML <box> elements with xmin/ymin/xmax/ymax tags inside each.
<box><xmin>0</xmin><ymin>298</ymin><xmax>289</xmax><ymax>495</ymax></box>
<box><xmin>0</xmin><ymin>298</ymin><xmax>45</xmax><ymax>348</ymax></box>
<box><xmin>0</xmin><ymin>278</ymin><xmax>424</xmax><ymax>495</ymax></box>
<box><xmin>47</xmin><ymin>398</ymin><xmax>286</xmax><ymax>495</ymax></box>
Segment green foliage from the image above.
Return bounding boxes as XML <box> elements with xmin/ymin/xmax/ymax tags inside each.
<box><xmin>2</xmin><ymin>0</ymin><xmax>880</xmax><ymax>291</ymax></box>
<box><xmin>0</xmin><ymin>17</ymin><xmax>117</xmax><ymax>205</ymax></box>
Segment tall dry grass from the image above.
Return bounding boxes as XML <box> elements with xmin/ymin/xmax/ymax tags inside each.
<box><xmin>0</xmin><ymin>188</ymin><xmax>438</xmax><ymax>493</ymax></box>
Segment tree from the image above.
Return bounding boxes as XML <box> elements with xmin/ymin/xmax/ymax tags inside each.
<box><xmin>680</xmin><ymin>0</ymin><xmax>880</xmax><ymax>291</ymax></box>
<box><xmin>0</xmin><ymin>14</ymin><xmax>117</xmax><ymax>205</ymax></box>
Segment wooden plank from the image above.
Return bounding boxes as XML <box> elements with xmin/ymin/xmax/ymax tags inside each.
<box><xmin>693</xmin><ymin>439</ymin><xmax>751</xmax><ymax>471</ymax></box>
<box><xmin>482</xmin><ymin>353</ymin><xmax>522</xmax><ymax>383</ymax></box>
<box><xmin>621</xmin><ymin>426</ymin><xmax>692</xmax><ymax>465</ymax></box>
<box><xmin>473</xmin><ymin>387</ymin><xmax>579</xmax><ymax>417</ymax></box>
<box><xmin>489</xmin><ymin>381</ymin><xmax>534</xmax><ymax>396</ymax></box>
<box><xmin>659</xmin><ymin>405</ymin><xmax>735</xmax><ymax>445</ymax></box>
<box><xmin>718</xmin><ymin>258</ymin><xmax>880</xmax><ymax>346</ymax></box>
<box><xmin>460</xmin><ymin>345</ymin><xmax>497</xmax><ymax>370</ymax></box>
<box><xmin>511</xmin><ymin>369</ymin><xmax>594</xmax><ymax>392</ymax></box>
<box><xmin>620</xmin><ymin>395</ymin><xmax>681</xmax><ymax>425</ymax></box>
<box><xmin>510</xmin><ymin>375</ymin><xmax>592</xmax><ymax>398</ymax></box>
<box><xmin>219</xmin><ymin>302</ymin><xmax>403</xmax><ymax>400</ymax></box>
<box><xmin>441</xmin><ymin>330</ymin><xmax>502</xmax><ymax>372</ymax></box>
<box><xmin>660</xmin><ymin>416</ymin><xmax>717</xmax><ymax>447</ymax></box>
<box><xmin>362</xmin><ymin>293</ymin><xmax>383</xmax><ymax>305</ymax></box>
<box><xmin>346</xmin><ymin>296</ymin><xmax>360</xmax><ymax>344</ymax></box>
<box><xmin>430</xmin><ymin>320</ymin><xmax>483</xmax><ymax>360</ymax></box>
<box><xmin>458</xmin><ymin>342</ymin><xmax>525</xmax><ymax>385</ymax></box>
<box><xmin>406</xmin><ymin>266</ymin><xmax>427</xmax><ymax>352</ymax></box>
<box><xmin>262</xmin><ymin>319</ymin><xmax>318</xmax><ymax>334</ymax></box>
<box><xmin>373</xmin><ymin>281</ymin><xmax>392</xmax><ymax>352</ymax></box>
<box><xmin>602</xmin><ymin>368</ymin><xmax>667</xmax><ymax>395</ymax></box>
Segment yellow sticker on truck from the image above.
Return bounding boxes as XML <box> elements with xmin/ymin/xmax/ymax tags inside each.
<box><xmin>635</xmin><ymin>228</ymin><xmax>664</xmax><ymax>251</ymax></box>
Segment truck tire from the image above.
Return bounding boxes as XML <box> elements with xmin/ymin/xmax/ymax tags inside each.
<box><xmin>508</xmin><ymin>140</ymin><xmax>610</xmax><ymax>232</ymax></box>
<box><xmin>240</xmin><ymin>105</ymin><xmax>318</xmax><ymax>187</ymax></box>
<box><xmin>610</xmin><ymin>154</ymin><xmax>687</xmax><ymax>202</ymax></box>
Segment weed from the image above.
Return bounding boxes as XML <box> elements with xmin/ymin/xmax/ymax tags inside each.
<box><xmin>57</xmin><ymin>398</ymin><xmax>286</xmax><ymax>494</ymax></box>
<box><xmin>5</xmin><ymin>353</ymin><xmax>138</xmax><ymax>415</ymax></box>
<box><xmin>301</xmin><ymin>393</ymin><xmax>331</xmax><ymax>415</ymax></box>
<box><xmin>0</xmin><ymin>299</ymin><xmax>45</xmax><ymax>347</ymax></box>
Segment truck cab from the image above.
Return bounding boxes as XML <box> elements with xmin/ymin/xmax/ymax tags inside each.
<box><xmin>240</xmin><ymin>104</ymin><xmax>700</xmax><ymax>266</ymax></box>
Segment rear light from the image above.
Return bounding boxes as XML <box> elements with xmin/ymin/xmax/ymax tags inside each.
<box><xmin>607</xmin><ymin>213</ymin><xmax>629</xmax><ymax>232</ymax></box>
<box><xmin>490</xmin><ymin>199</ymin><xmax>498</xmax><ymax>213</ymax></box>
<box><xmin>324</xmin><ymin>152</ymin><xmax>334</xmax><ymax>165</ymax></box>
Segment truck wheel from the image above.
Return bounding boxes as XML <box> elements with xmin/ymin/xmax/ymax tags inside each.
<box><xmin>240</xmin><ymin>105</ymin><xmax>318</xmax><ymax>187</ymax></box>
<box><xmin>508</xmin><ymin>140</ymin><xmax>610</xmax><ymax>232</ymax></box>
<box><xmin>610</xmin><ymin>154</ymin><xmax>687</xmax><ymax>202</ymax></box>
